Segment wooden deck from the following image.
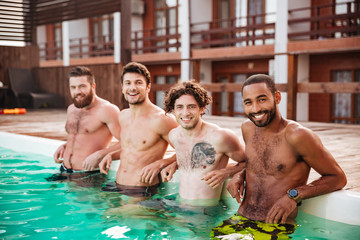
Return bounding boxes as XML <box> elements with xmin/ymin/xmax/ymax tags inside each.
<box><xmin>1</xmin><ymin>109</ymin><xmax>359</xmax><ymax>192</ymax></box>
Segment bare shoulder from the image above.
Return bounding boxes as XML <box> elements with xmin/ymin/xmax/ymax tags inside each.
<box><xmin>67</xmin><ymin>104</ymin><xmax>75</xmax><ymax>112</ymax></box>
<box><xmin>118</xmin><ymin>108</ymin><xmax>131</xmax><ymax>121</ymax></box>
<box><xmin>97</xmin><ymin>97</ymin><xmax>120</xmax><ymax>113</ymax></box>
<box><xmin>95</xmin><ymin>98</ymin><xmax>120</xmax><ymax>121</ymax></box>
<box><xmin>241</xmin><ymin>119</ymin><xmax>255</xmax><ymax>137</ymax></box>
<box><xmin>284</xmin><ymin>121</ymin><xmax>317</xmax><ymax>145</ymax></box>
<box><xmin>66</xmin><ymin>104</ymin><xmax>77</xmax><ymax>116</ymax></box>
<box><xmin>283</xmin><ymin>121</ymin><xmax>326</xmax><ymax>158</ymax></box>
<box><xmin>205</xmin><ymin>122</ymin><xmax>240</xmax><ymax>148</ymax></box>
<box><xmin>207</xmin><ymin>122</ymin><xmax>236</xmax><ymax>139</ymax></box>
<box><xmin>151</xmin><ymin>107</ymin><xmax>178</xmax><ymax>131</ymax></box>
<box><xmin>168</xmin><ymin>125</ymin><xmax>181</xmax><ymax>143</ymax></box>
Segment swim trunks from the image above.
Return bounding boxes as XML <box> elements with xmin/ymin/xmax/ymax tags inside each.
<box><xmin>101</xmin><ymin>181</ymin><xmax>160</xmax><ymax>198</ymax></box>
<box><xmin>45</xmin><ymin>163</ymin><xmax>106</xmax><ymax>187</ymax></box>
<box><xmin>210</xmin><ymin>214</ymin><xmax>297</xmax><ymax>240</ymax></box>
<box><xmin>59</xmin><ymin>163</ymin><xmax>100</xmax><ymax>173</ymax></box>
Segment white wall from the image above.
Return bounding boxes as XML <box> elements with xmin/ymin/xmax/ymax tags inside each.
<box><xmin>37</xmin><ymin>25</ymin><xmax>46</xmax><ymax>44</ymax></box>
<box><xmin>288</xmin><ymin>0</ymin><xmax>311</xmax><ymax>40</ymax></box>
<box><xmin>199</xmin><ymin>60</ymin><xmax>213</xmax><ymax>115</ymax></box>
<box><xmin>296</xmin><ymin>54</ymin><xmax>310</xmax><ymax>121</ymax></box>
<box><xmin>274</xmin><ymin>0</ymin><xmax>288</xmax><ymax>118</ymax></box>
<box><xmin>190</xmin><ymin>0</ymin><xmax>212</xmax><ymax>24</ymax></box>
<box><xmin>68</xmin><ymin>19</ymin><xmax>88</xmax><ymax>39</ymax></box>
<box><xmin>131</xmin><ymin>15</ymin><xmax>143</xmax><ymax>32</ymax></box>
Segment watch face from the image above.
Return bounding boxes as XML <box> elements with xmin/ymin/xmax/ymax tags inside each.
<box><xmin>289</xmin><ymin>189</ymin><xmax>298</xmax><ymax>198</ymax></box>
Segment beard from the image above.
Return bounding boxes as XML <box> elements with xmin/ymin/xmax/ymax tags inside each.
<box><xmin>72</xmin><ymin>90</ymin><xmax>94</xmax><ymax>108</ymax></box>
<box><xmin>128</xmin><ymin>98</ymin><xmax>145</xmax><ymax>105</ymax></box>
<box><xmin>125</xmin><ymin>93</ymin><xmax>145</xmax><ymax>105</ymax></box>
<box><xmin>247</xmin><ymin>101</ymin><xmax>276</xmax><ymax>127</ymax></box>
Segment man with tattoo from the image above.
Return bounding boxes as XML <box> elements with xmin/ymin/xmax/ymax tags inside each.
<box><xmin>98</xmin><ymin>62</ymin><xmax>178</xmax><ymax>197</ymax></box>
<box><xmin>226</xmin><ymin>74</ymin><xmax>347</xmax><ymax>224</ymax></box>
<box><xmin>52</xmin><ymin>66</ymin><xmax>121</xmax><ymax>177</ymax></box>
<box><xmin>161</xmin><ymin>81</ymin><xmax>246</xmax><ymax>206</ymax></box>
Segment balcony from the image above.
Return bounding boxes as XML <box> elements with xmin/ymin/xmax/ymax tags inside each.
<box><xmin>38</xmin><ymin>1</ymin><xmax>360</xmax><ymax>63</ymax></box>
<box><xmin>190</xmin><ymin>12</ymin><xmax>276</xmax><ymax>49</ymax></box>
<box><xmin>288</xmin><ymin>1</ymin><xmax>360</xmax><ymax>41</ymax></box>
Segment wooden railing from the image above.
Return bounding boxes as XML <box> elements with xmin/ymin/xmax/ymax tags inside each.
<box><xmin>38</xmin><ymin>2</ymin><xmax>360</xmax><ymax>61</ymax></box>
<box><xmin>38</xmin><ymin>40</ymin><xmax>62</xmax><ymax>61</ymax></box>
<box><xmin>288</xmin><ymin>1</ymin><xmax>360</xmax><ymax>40</ymax></box>
<box><xmin>69</xmin><ymin>35</ymin><xmax>114</xmax><ymax>58</ymax></box>
<box><xmin>131</xmin><ymin>26</ymin><xmax>181</xmax><ymax>54</ymax></box>
<box><xmin>190</xmin><ymin>12</ymin><xmax>276</xmax><ymax>49</ymax></box>
<box><xmin>150</xmin><ymin>81</ymin><xmax>360</xmax><ymax>123</ymax></box>
<box><xmin>39</xmin><ymin>35</ymin><xmax>114</xmax><ymax>61</ymax></box>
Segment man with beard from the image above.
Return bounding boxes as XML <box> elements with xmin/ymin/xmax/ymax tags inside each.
<box><xmin>159</xmin><ymin>81</ymin><xmax>246</xmax><ymax>207</ymax></box>
<box><xmin>212</xmin><ymin>74</ymin><xmax>347</xmax><ymax>239</ymax></box>
<box><xmin>52</xmin><ymin>66</ymin><xmax>121</xmax><ymax>174</ymax></box>
<box><xmin>99</xmin><ymin>62</ymin><xmax>178</xmax><ymax>198</ymax></box>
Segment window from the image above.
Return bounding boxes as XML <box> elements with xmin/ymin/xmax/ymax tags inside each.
<box><xmin>155</xmin><ymin>76</ymin><xmax>178</xmax><ymax>109</ymax></box>
<box><xmin>45</xmin><ymin>23</ymin><xmax>62</xmax><ymax>60</ymax></box>
<box><xmin>332</xmin><ymin>70</ymin><xmax>360</xmax><ymax>124</ymax></box>
<box><xmin>248</xmin><ymin>0</ymin><xmax>264</xmax><ymax>25</ymax></box>
<box><xmin>154</xmin><ymin>0</ymin><xmax>179</xmax><ymax>52</ymax></box>
<box><xmin>89</xmin><ymin>14</ymin><xmax>114</xmax><ymax>56</ymax></box>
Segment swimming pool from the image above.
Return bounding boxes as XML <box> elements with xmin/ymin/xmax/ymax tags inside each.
<box><xmin>1</xmin><ymin>132</ymin><xmax>360</xmax><ymax>239</ymax></box>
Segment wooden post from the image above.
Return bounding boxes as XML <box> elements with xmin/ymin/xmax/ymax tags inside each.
<box><xmin>287</xmin><ymin>54</ymin><xmax>298</xmax><ymax>120</ymax></box>
<box><xmin>121</xmin><ymin>0</ymin><xmax>132</xmax><ymax>65</ymax></box>
<box><xmin>192</xmin><ymin>60</ymin><xmax>200</xmax><ymax>82</ymax></box>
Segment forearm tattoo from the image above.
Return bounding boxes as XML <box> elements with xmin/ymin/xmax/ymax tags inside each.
<box><xmin>191</xmin><ymin>142</ymin><xmax>216</xmax><ymax>168</ymax></box>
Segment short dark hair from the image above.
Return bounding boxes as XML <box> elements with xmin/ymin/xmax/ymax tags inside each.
<box><xmin>68</xmin><ymin>66</ymin><xmax>95</xmax><ymax>85</ymax></box>
<box><xmin>164</xmin><ymin>80</ymin><xmax>212</xmax><ymax>115</ymax></box>
<box><xmin>242</xmin><ymin>74</ymin><xmax>277</xmax><ymax>95</ymax></box>
<box><xmin>121</xmin><ymin>62</ymin><xmax>151</xmax><ymax>85</ymax></box>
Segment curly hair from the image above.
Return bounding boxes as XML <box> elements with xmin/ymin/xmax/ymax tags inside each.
<box><xmin>68</xmin><ymin>66</ymin><xmax>95</xmax><ymax>84</ymax></box>
<box><xmin>164</xmin><ymin>80</ymin><xmax>212</xmax><ymax>115</ymax></box>
<box><xmin>121</xmin><ymin>62</ymin><xmax>151</xmax><ymax>85</ymax></box>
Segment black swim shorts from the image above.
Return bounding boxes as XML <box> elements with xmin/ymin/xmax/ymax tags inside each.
<box><xmin>102</xmin><ymin>181</ymin><xmax>160</xmax><ymax>198</ymax></box>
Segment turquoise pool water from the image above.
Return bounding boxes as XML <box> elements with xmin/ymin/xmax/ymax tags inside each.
<box><xmin>1</xmin><ymin>146</ymin><xmax>359</xmax><ymax>239</ymax></box>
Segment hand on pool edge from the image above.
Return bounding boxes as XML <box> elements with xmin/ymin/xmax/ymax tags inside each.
<box><xmin>265</xmin><ymin>194</ymin><xmax>297</xmax><ymax>224</ymax></box>
<box><xmin>139</xmin><ymin>161</ymin><xmax>162</xmax><ymax>184</ymax></box>
<box><xmin>226</xmin><ymin>168</ymin><xmax>245</xmax><ymax>204</ymax></box>
<box><xmin>53</xmin><ymin>143</ymin><xmax>66</xmax><ymax>164</ymax></box>
<box><xmin>99</xmin><ymin>152</ymin><xmax>113</xmax><ymax>175</ymax></box>
<box><xmin>161</xmin><ymin>161</ymin><xmax>177</xmax><ymax>182</ymax></box>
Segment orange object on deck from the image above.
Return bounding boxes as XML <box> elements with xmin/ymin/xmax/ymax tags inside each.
<box><xmin>0</xmin><ymin>108</ymin><xmax>27</xmax><ymax>114</ymax></box>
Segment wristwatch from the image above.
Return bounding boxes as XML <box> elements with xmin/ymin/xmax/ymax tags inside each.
<box><xmin>287</xmin><ymin>188</ymin><xmax>302</xmax><ymax>206</ymax></box>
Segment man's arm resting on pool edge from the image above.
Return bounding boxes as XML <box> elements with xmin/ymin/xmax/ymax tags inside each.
<box><xmin>202</xmin><ymin>161</ymin><xmax>246</xmax><ymax>189</ymax></box>
<box><xmin>82</xmin><ymin>141</ymin><xmax>122</xmax><ymax>171</ymax></box>
<box><xmin>99</xmin><ymin>148</ymin><xmax>121</xmax><ymax>174</ymax></box>
<box><xmin>265</xmin><ymin>125</ymin><xmax>347</xmax><ymax>224</ymax></box>
<box><xmin>140</xmin><ymin>154</ymin><xmax>177</xmax><ymax>184</ymax></box>
<box><xmin>53</xmin><ymin>143</ymin><xmax>66</xmax><ymax>164</ymax></box>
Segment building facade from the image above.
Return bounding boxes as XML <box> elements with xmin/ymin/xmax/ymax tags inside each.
<box><xmin>36</xmin><ymin>0</ymin><xmax>360</xmax><ymax>124</ymax></box>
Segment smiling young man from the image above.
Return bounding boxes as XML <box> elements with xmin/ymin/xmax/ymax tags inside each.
<box><xmin>53</xmin><ymin>66</ymin><xmax>121</xmax><ymax>174</ymax></box>
<box><xmin>161</xmin><ymin>81</ymin><xmax>246</xmax><ymax>206</ymax></box>
<box><xmin>99</xmin><ymin>62</ymin><xmax>178</xmax><ymax>198</ymax></box>
<box><xmin>224</xmin><ymin>74</ymin><xmax>347</xmax><ymax>224</ymax></box>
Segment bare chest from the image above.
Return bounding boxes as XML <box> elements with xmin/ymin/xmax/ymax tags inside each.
<box><xmin>175</xmin><ymin>138</ymin><xmax>218</xmax><ymax>171</ymax></box>
<box><xmin>120</xmin><ymin>120</ymin><xmax>162</xmax><ymax>151</ymax></box>
<box><xmin>245</xmin><ymin>133</ymin><xmax>298</xmax><ymax>175</ymax></box>
<box><xmin>65</xmin><ymin>111</ymin><xmax>104</xmax><ymax>134</ymax></box>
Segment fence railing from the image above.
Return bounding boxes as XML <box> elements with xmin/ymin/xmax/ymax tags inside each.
<box><xmin>190</xmin><ymin>12</ymin><xmax>276</xmax><ymax>49</ymax></box>
<box><xmin>131</xmin><ymin>26</ymin><xmax>181</xmax><ymax>54</ymax></box>
<box><xmin>288</xmin><ymin>1</ymin><xmax>360</xmax><ymax>40</ymax></box>
<box><xmin>38</xmin><ymin>2</ymin><xmax>359</xmax><ymax>61</ymax></box>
